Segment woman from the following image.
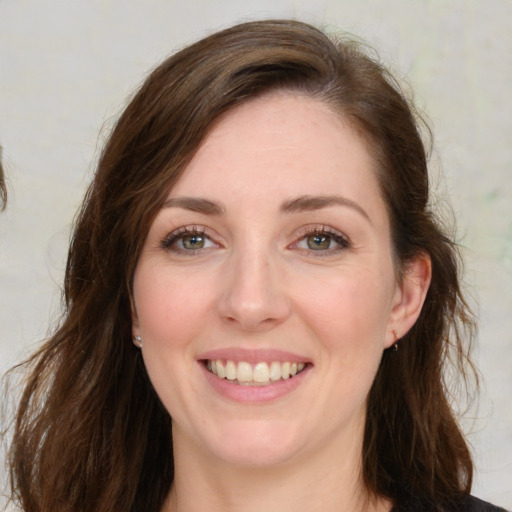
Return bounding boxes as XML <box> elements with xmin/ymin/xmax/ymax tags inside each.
<box><xmin>6</xmin><ymin>19</ymin><xmax>506</xmax><ymax>512</ymax></box>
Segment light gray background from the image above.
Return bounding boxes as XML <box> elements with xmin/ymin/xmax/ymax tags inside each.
<box><xmin>1</xmin><ymin>0</ymin><xmax>511</xmax><ymax>508</ymax></box>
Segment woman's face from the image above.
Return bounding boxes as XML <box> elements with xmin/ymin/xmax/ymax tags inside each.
<box><xmin>132</xmin><ymin>92</ymin><xmax>424</xmax><ymax>469</ymax></box>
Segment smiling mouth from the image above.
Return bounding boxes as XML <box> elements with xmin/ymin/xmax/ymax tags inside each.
<box><xmin>205</xmin><ymin>360</ymin><xmax>308</xmax><ymax>386</ymax></box>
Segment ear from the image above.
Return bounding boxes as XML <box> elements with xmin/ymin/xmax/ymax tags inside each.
<box><xmin>385</xmin><ymin>252</ymin><xmax>432</xmax><ymax>348</ymax></box>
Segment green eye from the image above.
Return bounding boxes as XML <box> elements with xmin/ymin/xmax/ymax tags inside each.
<box><xmin>294</xmin><ymin>227</ymin><xmax>350</xmax><ymax>255</ymax></box>
<box><xmin>182</xmin><ymin>234</ymin><xmax>206</xmax><ymax>250</ymax></box>
<box><xmin>306</xmin><ymin>234</ymin><xmax>332</xmax><ymax>250</ymax></box>
<box><xmin>161</xmin><ymin>227</ymin><xmax>217</xmax><ymax>254</ymax></box>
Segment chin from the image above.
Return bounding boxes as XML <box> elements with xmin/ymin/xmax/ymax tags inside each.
<box><xmin>201</xmin><ymin>420</ymin><xmax>305</xmax><ymax>468</ymax></box>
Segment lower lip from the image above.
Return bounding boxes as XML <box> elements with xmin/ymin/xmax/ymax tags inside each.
<box><xmin>201</xmin><ymin>363</ymin><xmax>310</xmax><ymax>403</ymax></box>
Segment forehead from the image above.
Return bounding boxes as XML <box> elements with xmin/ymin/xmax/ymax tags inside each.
<box><xmin>169</xmin><ymin>91</ymin><xmax>383</xmax><ymax>210</ymax></box>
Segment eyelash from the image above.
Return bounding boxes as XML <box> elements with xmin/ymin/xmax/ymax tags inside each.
<box><xmin>160</xmin><ymin>226</ymin><xmax>218</xmax><ymax>253</ymax></box>
<box><xmin>160</xmin><ymin>224</ymin><xmax>351</xmax><ymax>256</ymax></box>
<box><xmin>292</xmin><ymin>225</ymin><xmax>351</xmax><ymax>255</ymax></box>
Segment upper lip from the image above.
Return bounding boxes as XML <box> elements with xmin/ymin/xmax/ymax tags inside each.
<box><xmin>197</xmin><ymin>347</ymin><xmax>310</xmax><ymax>364</ymax></box>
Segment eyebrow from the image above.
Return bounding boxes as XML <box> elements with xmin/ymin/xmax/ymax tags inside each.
<box><xmin>163</xmin><ymin>197</ymin><xmax>225</xmax><ymax>215</ymax></box>
<box><xmin>163</xmin><ymin>194</ymin><xmax>371</xmax><ymax>223</ymax></box>
<box><xmin>280</xmin><ymin>195</ymin><xmax>371</xmax><ymax>223</ymax></box>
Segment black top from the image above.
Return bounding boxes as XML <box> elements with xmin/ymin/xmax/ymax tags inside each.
<box><xmin>390</xmin><ymin>495</ymin><xmax>509</xmax><ymax>512</ymax></box>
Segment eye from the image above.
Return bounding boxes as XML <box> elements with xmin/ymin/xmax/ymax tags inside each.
<box><xmin>161</xmin><ymin>226</ymin><xmax>218</xmax><ymax>253</ymax></box>
<box><xmin>304</xmin><ymin>233</ymin><xmax>333</xmax><ymax>251</ymax></box>
<box><xmin>293</xmin><ymin>226</ymin><xmax>350</xmax><ymax>254</ymax></box>
<box><xmin>180</xmin><ymin>233</ymin><xmax>210</xmax><ymax>250</ymax></box>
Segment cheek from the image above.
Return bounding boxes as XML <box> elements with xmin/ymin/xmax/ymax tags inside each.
<box><xmin>132</xmin><ymin>268</ymin><xmax>213</xmax><ymax>415</ymax></box>
<box><xmin>292</xmin><ymin>265</ymin><xmax>395</xmax><ymax>381</ymax></box>
<box><xmin>133</xmin><ymin>266</ymin><xmax>213</xmax><ymax>344</ymax></box>
<box><xmin>296</xmin><ymin>268</ymin><xmax>393</xmax><ymax>335</ymax></box>
<box><xmin>291</xmin><ymin>270</ymin><xmax>392</xmax><ymax>429</ymax></box>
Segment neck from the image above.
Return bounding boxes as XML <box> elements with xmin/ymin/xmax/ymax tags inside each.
<box><xmin>163</xmin><ymin>425</ymin><xmax>391</xmax><ymax>512</ymax></box>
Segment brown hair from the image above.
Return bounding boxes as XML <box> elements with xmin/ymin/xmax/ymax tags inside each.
<box><xmin>6</xmin><ymin>19</ymin><xmax>476</xmax><ymax>511</ymax></box>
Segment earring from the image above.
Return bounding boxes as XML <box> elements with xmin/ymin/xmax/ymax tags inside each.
<box><xmin>133</xmin><ymin>335</ymin><xmax>143</xmax><ymax>348</ymax></box>
<box><xmin>391</xmin><ymin>329</ymin><xmax>399</xmax><ymax>352</ymax></box>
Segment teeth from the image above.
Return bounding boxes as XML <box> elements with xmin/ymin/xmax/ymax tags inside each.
<box><xmin>237</xmin><ymin>362</ymin><xmax>252</xmax><ymax>383</ymax></box>
<box><xmin>209</xmin><ymin>360</ymin><xmax>217</xmax><ymax>376</ymax></box>
<box><xmin>225</xmin><ymin>360</ymin><xmax>237</xmax><ymax>381</ymax></box>
<box><xmin>207</xmin><ymin>360</ymin><xmax>307</xmax><ymax>384</ymax></box>
<box><xmin>281</xmin><ymin>362</ymin><xmax>290</xmax><ymax>380</ymax></box>
<box><xmin>216</xmin><ymin>359</ymin><xmax>225</xmax><ymax>379</ymax></box>
<box><xmin>270</xmin><ymin>361</ymin><xmax>282</xmax><ymax>382</ymax></box>
<box><xmin>253</xmin><ymin>362</ymin><xmax>270</xmax><ymax>383</ymax></box>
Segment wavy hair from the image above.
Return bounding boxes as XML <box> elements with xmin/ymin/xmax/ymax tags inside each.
<box><xmin>6</xmin><ymin>19</ymin><xmax>476</xmax><ymax>511</ymax></box>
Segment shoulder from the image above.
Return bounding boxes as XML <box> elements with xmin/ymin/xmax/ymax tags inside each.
<box><xmin>460</xmin><ymin>496</ymin><xmax>509</xmax><ymax>512</ymax></box>
<box><xmin>391</xmin><ymin>495</ymin><xmax>509</xmax><ymax>512</ymax></box>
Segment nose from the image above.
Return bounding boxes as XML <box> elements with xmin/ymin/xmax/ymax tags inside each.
<box><xmin>218</xmin><ymin>248</ymin><xmax>291</xmax><ymax>331</ymax></box>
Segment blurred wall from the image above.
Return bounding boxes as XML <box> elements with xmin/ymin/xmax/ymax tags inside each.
<box><xmin>1</xmin><ymin>0</ymin><xmax>510</xmax><ymax>507</ymax></box>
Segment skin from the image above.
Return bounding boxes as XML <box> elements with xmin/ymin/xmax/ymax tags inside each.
<box><xmin>132</xmin><ymin>91</ymin><xmax>431</xmax><ymax>512</ymax></box>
